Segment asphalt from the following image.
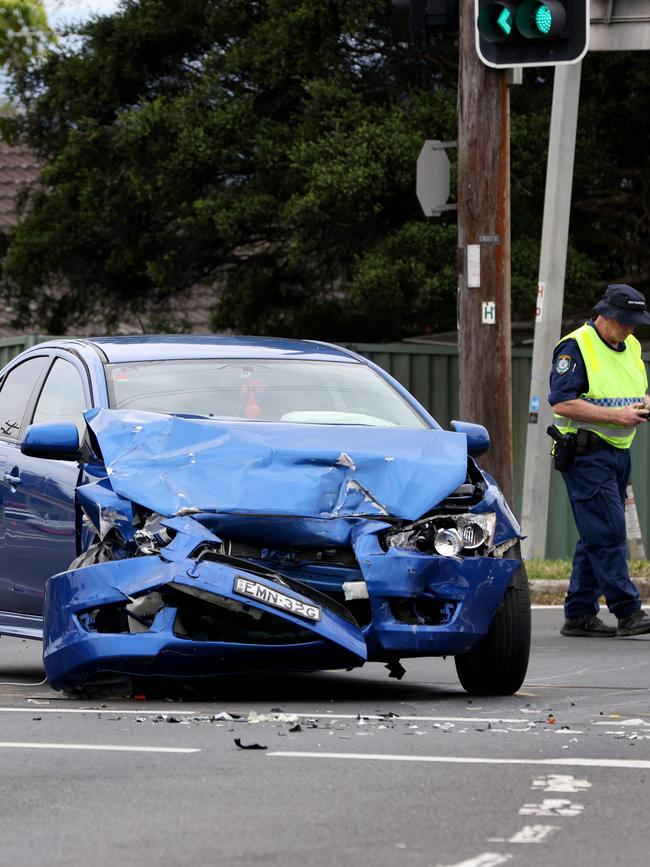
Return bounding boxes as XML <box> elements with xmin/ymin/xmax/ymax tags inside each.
<box><xmin>529</xmin><ymin>576</ymin><xmax>650</xmax><ymax>604</ymax></box>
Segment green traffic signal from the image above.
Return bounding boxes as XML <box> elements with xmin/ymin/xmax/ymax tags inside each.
<box><xmin>516</xmin><ymin>0</ymin><xmax>566</xmax><ymax>39</ymax></box>
<box><xmin>496</xmin><ymin>7</ymin><xmax>512</xmax><ymax>35</ymax></box>
<box><xmin>477</xmin><ymin>1</ymin><xmax>516</xmax><ymax>43</ymax></box>
<box><xmin>535</xmin><ymin>5</ymin><xmax>552</xmax><ymax>34</ymax></box>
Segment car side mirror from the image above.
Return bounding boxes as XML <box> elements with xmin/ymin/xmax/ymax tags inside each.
<box><xmin>449</xmin><ymin>420</ymin><xmax>490</xmax><ymax>457</ymax></box>
<box><xmin>21</xmin><ymin>421</ymin><xmax>81</xmax><ymax>461</ymax></box>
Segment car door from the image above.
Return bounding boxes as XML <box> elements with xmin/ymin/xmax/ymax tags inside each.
<box><xmin>0</xmin><ymin>356</ymin><xmax>89</xmax><ymax>616</ymax></box>
<box><xmin>0</xmin><ymin>354</ymin><xmax>51</xmax><ymax>613</ymax></box>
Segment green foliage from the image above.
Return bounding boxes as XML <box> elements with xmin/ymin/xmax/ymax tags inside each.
<box><xmin>511</xmin><ymin>236</ymin><xmax>600</xmax><ymax>322</ymax></box>
<box><xmin>0</xmin><ymin>0</ymin><xmax>460</xmax><ymax>337</ymax></box>
<box><xmin>0</xmin><ymin>0</ymin><xmax>54</xmax><ymax>72</ymax></box>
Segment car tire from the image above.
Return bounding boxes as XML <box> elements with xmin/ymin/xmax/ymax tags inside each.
<box><xmin>454</xmin><ymin>555</ymin><xmax>531</xmax><ymax>696</ymax></box>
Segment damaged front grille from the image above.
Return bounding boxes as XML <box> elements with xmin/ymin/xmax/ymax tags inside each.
<box><xmin>219</xmin><ymin>539</ymin><xmax>359</xmax><ymax>570</ymax></box>
<box><xmin>76</xmin><ymin>548</ymin><xmax>361</xmax><ymax>644</ymax></box>
<box><xmin>171</xmin><ymin>583</ymin><xmax>317</xmax><ymax>644</ymax></box>
<box><xmin>77</xmin><ymin>583</ymin><xmax>318</xmax><ymax>645</ymax></box>
<box><xmin>189</xmin><ymin>546</ymin><xmax>359</xmax><ymax>626</ymax></box>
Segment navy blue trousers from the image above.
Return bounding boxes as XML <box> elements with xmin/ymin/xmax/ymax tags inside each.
<box><xmin>561</xmin><ymin>445</ymin><xmax>641</xmax><ymax>620</ymax></box>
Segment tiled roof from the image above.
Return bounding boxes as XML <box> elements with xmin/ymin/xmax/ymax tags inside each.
<box><xmin>0</xmin><ymin>139</ymin><xmax>40</xmax><ymax>231</ymax></box>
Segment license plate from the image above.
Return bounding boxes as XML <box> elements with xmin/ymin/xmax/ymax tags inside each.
<box><xmin>233</xmin><ymin>577</ymin><xmax>322</xmax><ymax>622</ymax></box>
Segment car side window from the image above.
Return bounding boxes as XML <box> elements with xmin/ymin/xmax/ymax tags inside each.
<box><xmin>0</xmin><ymin>356</ymin><xmax>49</xmax><ymax>440</ymax></box>
<box><xmin>31</xmin><ymin>358</ymin><xmax>88</xmax><ymax>437</ymax></box>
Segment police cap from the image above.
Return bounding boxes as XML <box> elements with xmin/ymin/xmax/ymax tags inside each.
<box><xmin>593</xmin><ymin>284</ymin><xmax>650</xmax><ymax>325</ymax></box>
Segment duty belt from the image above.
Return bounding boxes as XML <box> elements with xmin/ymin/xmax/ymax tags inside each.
<box><xmin>575</xmin><ymin>429</ymin><xmax>615</xmax><ymax>454</ymax></box>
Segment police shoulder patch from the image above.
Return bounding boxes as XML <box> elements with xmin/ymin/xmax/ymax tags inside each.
<box><xmin>556</xmin><ymin>354</ymin><xmax>571</xmax><ymax>374</ymax></box>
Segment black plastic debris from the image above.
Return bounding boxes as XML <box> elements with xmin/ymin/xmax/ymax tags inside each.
<box><xmin>289</xmin><ymin>723</ymin><xmax>302</xmax><ymax>733</ymax></box>
<box><xmin>234</xmin><ymin>738</ymin><xmax>267</xmax><ymax>750</ymax></box>
<box><xmin>385</xmin><ymin>660</ymin><xmax>406</xmax><ymax>680</ymax></box>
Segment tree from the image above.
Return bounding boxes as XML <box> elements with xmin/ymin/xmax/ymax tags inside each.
<box><xmin>0</xmin><ymin>0</ymin><xmax>462</xmax><ymax>337</ymax></box>
<box><xmin>0</xmin><ymin>0</ymin><xmax>54</xmax><ymax>72</ymax></box>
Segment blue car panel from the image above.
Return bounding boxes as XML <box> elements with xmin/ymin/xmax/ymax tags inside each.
<box><xmin>86</xmin><ymin>408</ymin><xmax>468</xmax><ymax>521</ymax></box>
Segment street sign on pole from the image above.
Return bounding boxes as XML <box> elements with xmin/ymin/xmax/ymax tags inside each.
<box><xmin>416</xmin><ymin>140</ymin><xmax>456</xmax><ymax>216</ymax></box>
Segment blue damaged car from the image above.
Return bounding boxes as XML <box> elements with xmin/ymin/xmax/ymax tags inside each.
<box><xmin>0</xmin><ymin>336</ymin><xmax>530</xmax><ymax>695</ymax></box>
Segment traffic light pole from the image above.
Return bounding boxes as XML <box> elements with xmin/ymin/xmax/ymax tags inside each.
<box><xmin>520</xmin><ymin>62</ymin><xmax>582</xmax><ymax>559</ymax></box>
<box><xmin>458</xmin><ymin>0</ymin><xmax>513</xmax><ymax>501</ymax></box>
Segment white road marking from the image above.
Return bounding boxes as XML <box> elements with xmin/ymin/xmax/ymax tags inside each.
<box><xmin>268</xmin><ymin>751</ymin><xmax>650</xmax><ymax>769</ymax></box>
<box><xmin>440</xmin><ymin>853</ymin><xmax>512</xmax><ymax>867</ymax></box>
<box><xmin>0</xmin><ymin>741</ymin><xmax>199</xmax><ymax>753</ymax></box>
<box><xmin>504</xmin><ymin>825</ymin><xmax>560</xmax><ymax>844</ymax></box>
<box><xmin>531</xmin><ymin>774</ymin><xmax>591</xmax><ymax>792</ymax></box>
<box><xmin>519</xmin><ymin>799</ymin><xmax>584</xmax><ymax>817</ymax></box>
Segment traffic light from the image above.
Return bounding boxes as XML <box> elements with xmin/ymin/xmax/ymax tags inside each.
<box><xmin>475</xmin><ymin>0</ymin><xmax>589</xmax><ymax>68</ymax></box>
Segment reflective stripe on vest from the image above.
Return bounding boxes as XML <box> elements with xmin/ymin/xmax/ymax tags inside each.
<box><xmin>554</xmin><ymin>323</ymin><xmax>648</xmax><ymax>448</ymax></box>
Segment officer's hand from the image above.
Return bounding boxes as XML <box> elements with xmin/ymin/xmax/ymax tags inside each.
<box><xmin>617</xmin><ymin>405</ymin><xmax>649</xmax><ymax>427</ymax></box>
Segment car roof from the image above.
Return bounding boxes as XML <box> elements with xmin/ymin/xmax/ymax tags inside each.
<box><xmin>32</xmin><ymin>335</ymin><xmax>362</xmax><ymax>365</ymax></box>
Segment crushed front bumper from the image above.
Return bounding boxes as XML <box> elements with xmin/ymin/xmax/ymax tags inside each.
<box><xmin>43</xmin><ymin>541</ymin><xmax>522</xmax><ymax>692</ymax></box>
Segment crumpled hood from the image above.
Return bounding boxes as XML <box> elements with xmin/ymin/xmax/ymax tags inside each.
<box><xmin>86</xmin><ymin>409</ymin><xmax>468</xmax><ymax>521</ymax></box>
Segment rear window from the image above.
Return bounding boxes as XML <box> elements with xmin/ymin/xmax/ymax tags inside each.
<box><xmin>106</xmin><ymin>359</ymin><xmax>427</xmax><ymax>429</ymax></box>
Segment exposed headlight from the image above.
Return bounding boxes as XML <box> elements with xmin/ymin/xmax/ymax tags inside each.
<box><xmin>456</xmin><ymin>513</ymin><xmax>495</xmax><ymax>549</ymax></box>
<box><xmin>433</xmin><ymin>528</ymin><xmax>463</xmax><ymax>557</ymax></box>
<box><xmin>387</xmin><ymin>511</ymin><xmax>497</xmax><ymax>555</ymax></box>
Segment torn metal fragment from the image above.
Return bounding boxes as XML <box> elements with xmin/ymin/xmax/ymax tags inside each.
<box><xmin>234</xmin><ymin>738</ymin><xmax>267</xmax><ymax>750</ymax></box>
<box><xmin>385</xmin><ymin>660</ymin><xmax>406</xmax><ymax>680</ymax></box>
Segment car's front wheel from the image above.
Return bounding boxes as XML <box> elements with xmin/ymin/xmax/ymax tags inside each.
<box><xmin>454</xmin><ymin>554</ymin><xmax>531</xmax><ymax>695</ymax></box>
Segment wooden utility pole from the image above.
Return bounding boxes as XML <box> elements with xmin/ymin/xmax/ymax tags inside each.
<box><xmin>457</xmin><ymin>0</ymin><xmax>513</xmax><ymax>501</ymax></box>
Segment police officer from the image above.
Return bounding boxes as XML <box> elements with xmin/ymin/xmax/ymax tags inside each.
<box><xmin>549</xmin><ymin>283</ymin><xmax>650</xmax><ymax>637</ymax></box>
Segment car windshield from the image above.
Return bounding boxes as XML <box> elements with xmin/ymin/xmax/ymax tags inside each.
<box><xmin>106</xmin><ymin>359</ymin><xmax>428</xmax><ymax>428</ymax></box>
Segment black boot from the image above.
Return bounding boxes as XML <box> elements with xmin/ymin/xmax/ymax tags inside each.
<box><xmin>560</xmin><ymin>614</ymin><xmax>617</xmax><ymax>637</ymax></box>
<box><xmin>617</xmin><ymin>609</ymin><xmax>650</xmax><ymax>637</ymax></box>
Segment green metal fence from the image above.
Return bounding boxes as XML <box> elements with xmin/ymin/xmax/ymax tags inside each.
<box><xmin>3</xmin><ymin>334</ymin><xmax>648</xmax><ymax>559</ymax></box>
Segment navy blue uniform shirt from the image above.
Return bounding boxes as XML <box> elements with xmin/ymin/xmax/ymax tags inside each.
<box><xmin>548</xmin><ymin>320</ymin><xmax>627</xmax><ymax>406</ymax></box>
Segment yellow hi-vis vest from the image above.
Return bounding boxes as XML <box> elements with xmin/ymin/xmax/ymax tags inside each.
<box><xmin>553</xmin><ymin>323</ymin><xmax>648</xmax><ymax>449</ymax></box>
